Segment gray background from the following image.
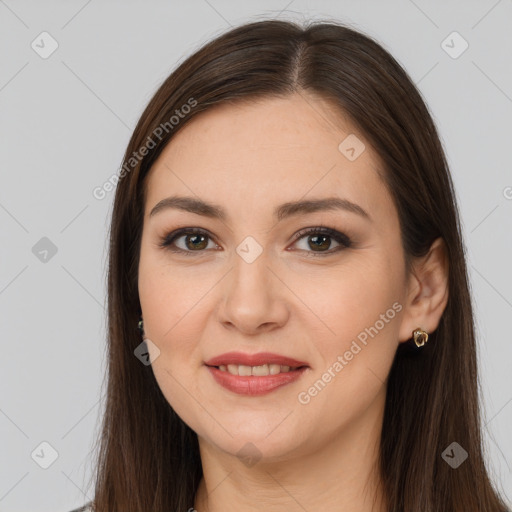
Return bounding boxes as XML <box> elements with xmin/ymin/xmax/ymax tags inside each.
<box><xmin>0</xmin><ymin>1</ymin><xmax>511</xmax><ymax>510</ymax></box>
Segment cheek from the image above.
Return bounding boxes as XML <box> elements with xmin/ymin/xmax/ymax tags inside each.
<box><xmin>298</xmin><ymin>255</ymin><xmax>403</xmax><ymax>396</ymax></box>
<box><xmin>137</xmin><ymin>248</ymin><xmax>222</xmax><ymax>398</ymax></box>
<box><xmin>138</xmin><ymin>263</ymin><xmax>203</xmax><ymax>421</ymax></box>
<box><xmin>300</xmin><ymin>254</ymin><xmax>403</xmax><ymax>338</ymax></box>
<box><xmin>137</xmin><ymin>255</ymin><xmax>206</xmax><ymax>399</ymax></box>
<box><xmin>139</xmin><ymin>245</ymin><xmax>205</xmax><ymax>341</ymax></box>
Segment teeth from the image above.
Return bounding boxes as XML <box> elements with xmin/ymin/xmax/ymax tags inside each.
<box><xmin>220</xmin><ymin>364</ymin><xmax>296</xmax><ymax>376</ymax></box>
<box><xmin>252</xmin><ymin>364</ymin><xmax>269</xmax><ymax>376</ymax></box>
<box><xmin>238</xmin><ymin>365</ymin><xmax>252</xmax><ymax>376</ymax></box>
<box><xmin>269</xmin><ymin>364</ymin><xmax>281</xmax><ymax>375</ymax></box>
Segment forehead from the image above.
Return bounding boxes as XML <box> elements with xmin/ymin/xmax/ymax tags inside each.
<box><xmin>144</xmin><ymin>93</ymin><xmax>393</xmax><ymax>224</ymax></box>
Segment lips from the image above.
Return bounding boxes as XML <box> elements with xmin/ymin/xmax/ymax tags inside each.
<box><xmin>204</xmin><ymin>351</ymin><xmax>309</xmax><ymax>368</ymax></box>
<box><xmin>206</xmin><ymin>365</ymin><xmax>308</xmax><ymax>395</ymax></box>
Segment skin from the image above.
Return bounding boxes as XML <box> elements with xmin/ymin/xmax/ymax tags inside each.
<box><xmin>137</xmin><ymin>92</ymin><xmax>449</xmax><ymax>512</ymax></box>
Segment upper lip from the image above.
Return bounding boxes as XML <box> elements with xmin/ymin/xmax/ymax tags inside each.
<box><xmin>204</xmin><ymin>351</ymin><xmax>309</xmax><ymax>368</ymax></box>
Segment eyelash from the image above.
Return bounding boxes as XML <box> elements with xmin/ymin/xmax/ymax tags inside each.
<box><xmin>158</xmin><ymin>226</ymin><xmax>352</xmax><ymax>258</ymax></box>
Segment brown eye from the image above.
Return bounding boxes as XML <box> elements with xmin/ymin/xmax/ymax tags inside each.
<box><xmin>305</xmin><ymin>234</ymin><xmax>332</xmax><ymax>251</ymax></box>
<box><xmin>182</xmin><ymin>233</ymin><xmax>209</xmax><ymax>250</ymax></box>
<box><xmin>159</xmin><ymin>226</ymin><xmax>351</xmax><ymax>257</ymax></box>
<box><xmin>160</xmin><ymin>228</ymin><xmax>216</xmax><ymax>255</ymax></box>
<box><xmin>291</xmin><ymin>227</ymin><xmax>352</xmax><ymax>256</ymax></box>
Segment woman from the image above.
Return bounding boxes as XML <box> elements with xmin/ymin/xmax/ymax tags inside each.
<box><xmin>73</xmin><ymin>19</ymin><xmax>510</xmax><ymax>512</ymax></box>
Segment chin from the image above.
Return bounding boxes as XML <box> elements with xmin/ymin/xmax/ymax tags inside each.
<box><xmin>198</xmin><ymin>420</ymin><xmax>309</xmax><ymax>464</ymax></box>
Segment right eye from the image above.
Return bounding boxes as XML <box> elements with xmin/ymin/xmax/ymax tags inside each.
<box><xmin>159</xmin><ymin>228</ymin><xmax>219</xmax><ymax>256</ymax></box>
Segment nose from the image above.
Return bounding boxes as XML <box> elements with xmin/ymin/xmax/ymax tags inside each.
<box><xmin>216</xmin><ymin>250</ymin><xmax>290</xmax><ymax>335</ymax></box>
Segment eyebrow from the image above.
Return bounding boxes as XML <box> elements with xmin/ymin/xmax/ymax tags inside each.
<box><xmin>149</xmin><ymin>195</ymin><xmax>371</xmax><ymax>222</ymax></box>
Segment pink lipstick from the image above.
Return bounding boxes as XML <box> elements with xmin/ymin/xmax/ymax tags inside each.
<box><xmin>204</xmin><ymin>351</ymin><xmax>310</xmax><ymax>396</ymax></box>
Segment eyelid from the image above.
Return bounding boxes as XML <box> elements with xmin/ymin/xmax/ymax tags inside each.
<box><xmin>159</xmin><ymin>225</ymin><xmax>352</xmax><ymax>256</ymax></box>
<box><xmin>291</xmin><ymin>225</ymin><xmax>351</xmax><ymax>246</ymax></box>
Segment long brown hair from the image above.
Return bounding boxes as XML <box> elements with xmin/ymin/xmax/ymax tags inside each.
<box><xmin>87</xmin><ymin>19</ymin><xmax>510</xmax><ymax>511</ymax></box>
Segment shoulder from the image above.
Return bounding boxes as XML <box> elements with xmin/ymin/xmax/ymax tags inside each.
<box><xmin>68</xmin><ymin>502</ymin><xmax>94</xmax><ymax>512</ymax></box>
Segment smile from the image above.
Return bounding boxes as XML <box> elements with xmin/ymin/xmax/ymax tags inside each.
<box><xmin>205</xmin><ymin>365</ymin><xmax>309</xmax><ymax>395</ymax></box>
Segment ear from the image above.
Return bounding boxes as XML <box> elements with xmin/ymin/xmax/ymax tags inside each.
<box><xmin>398</xmin><ymin>237</ymin><xmax>449</xmax><ymax>343</ymax></box>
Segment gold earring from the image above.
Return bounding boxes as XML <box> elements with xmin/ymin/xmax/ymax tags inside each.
<box><xmin>412</xmin><ymin>328</ymin><xmax>429</xmax><ymax>347</ymax></box>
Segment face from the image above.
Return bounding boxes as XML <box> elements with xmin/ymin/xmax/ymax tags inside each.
<box><xmin>138</xmin><ymin>93</ymin><xmax>408</xmax><ymax>462</ymax></box>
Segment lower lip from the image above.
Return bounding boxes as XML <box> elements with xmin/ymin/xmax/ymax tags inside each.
<box><xmin>205</xmin><ymin>365</ymin><xmax>309</xmax><ymax>396</ymax></box>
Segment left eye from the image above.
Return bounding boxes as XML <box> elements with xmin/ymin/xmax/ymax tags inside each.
<box><xmin>292</xmin><ymin>227</ymin><xmax>351</xmax><ymax>255</ymax></box>
<box><xmin>159</xmin><ymin>226</ymin><xmax>352</xmax><ymax>257</ymax></box>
